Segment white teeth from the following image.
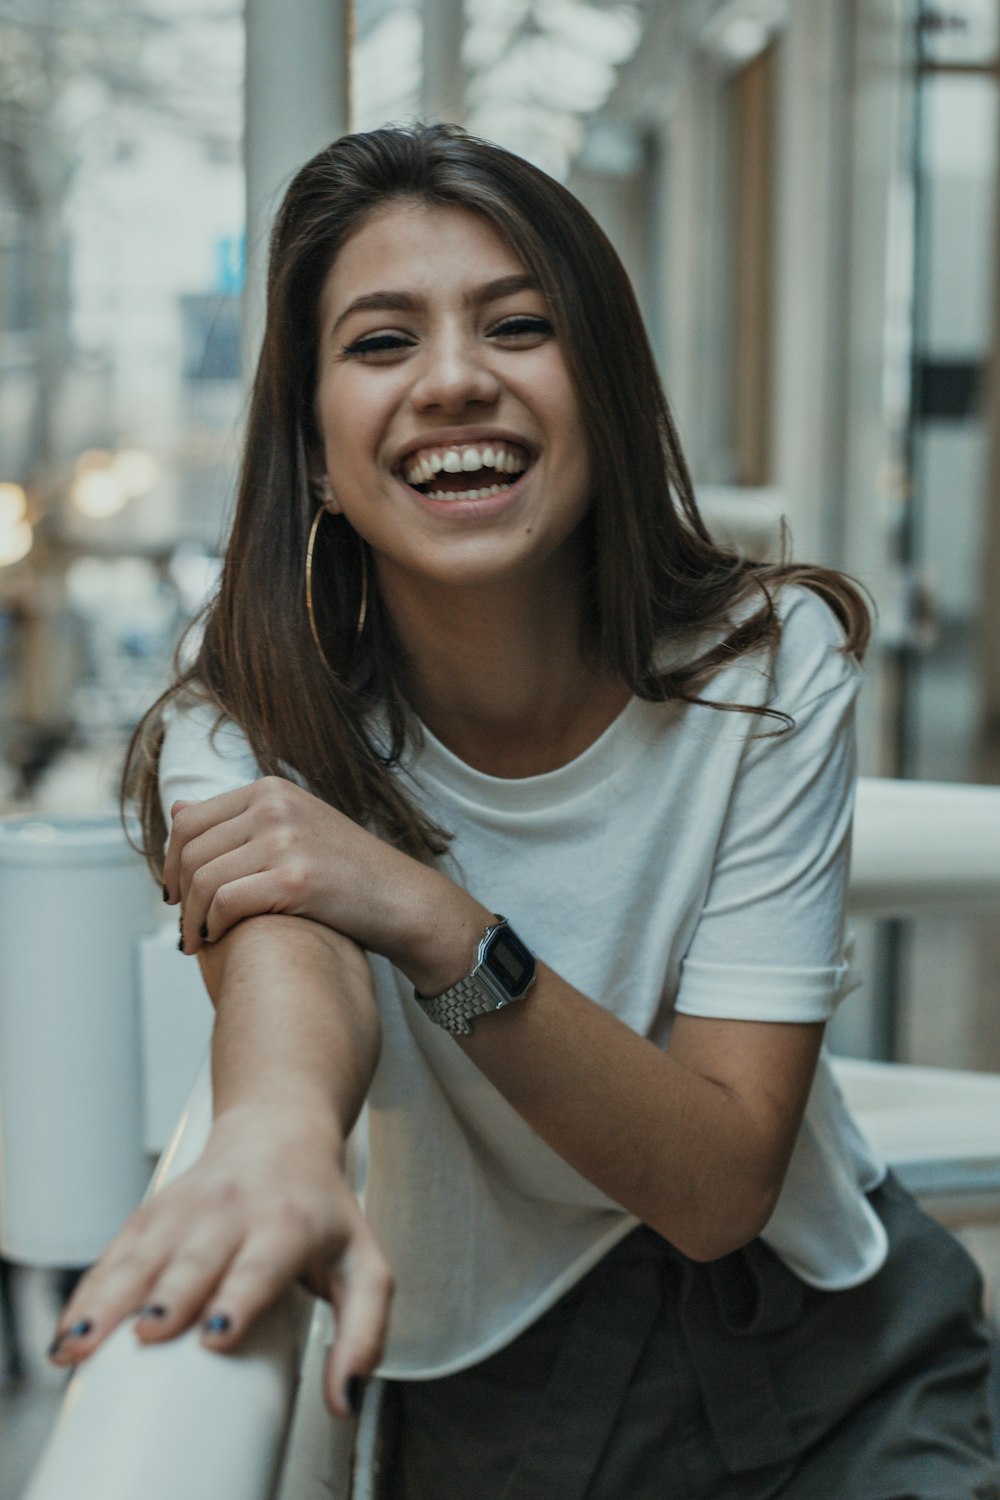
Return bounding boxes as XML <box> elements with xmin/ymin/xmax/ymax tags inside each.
<box><xmin>402</xmin><ymin>442</ymin><xmax>531</xmax><ymax>485</ymax></box>
<box><xmin>424</xmin><ymin>482</ymin><xmax>507</xmax><ymax>501</ymax></box>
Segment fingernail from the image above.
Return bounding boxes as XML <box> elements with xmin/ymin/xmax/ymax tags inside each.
<box><xmin>199</xmin><ymin>922</ymin><xmax>209</xmax><ymax>941</ymax></box>
<box><xmin>138</xmin><ymin>1304</ymin><xmax>168</xmax><ymax>1320</ymax></box>
<box><xmin>66</xmin><ymin>1320</ymin><xmax>92</xmax><ymax>1340</ymax></box>
<box><xmin>203</xmin><ymin>1313</ymin><xmax>231</xmax><ymax>1336</ymax></box>
<box><xmin>47</xmin><ymin>1334</ymin><xmax>64</xmax><ymax>1358</ymax></box>
<box><xmin>162</xmin><ymin>885</ymin><xmax>170</xmax><ymax>902</ymax></box>
<box><xmin>177</xmin><ymin>935</ymin><xmax>184</xmax><ymax>952</ymax></box>
<box><xmin>346</xmin><ymin>1375</ymin><xmax>367</xmax><ymax>1416</ymax></box>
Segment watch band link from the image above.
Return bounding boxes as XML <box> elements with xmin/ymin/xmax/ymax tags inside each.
<box><xmin>417</xmin><ymin>973</ymin><xmax>512</xmax><ymax>1036</ymax></box>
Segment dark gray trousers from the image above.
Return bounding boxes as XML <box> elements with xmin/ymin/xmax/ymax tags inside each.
<box><xmin>382</xmin><ymin>1175</ymin><xmax>999</xmax><ymax>1499</ymax></box>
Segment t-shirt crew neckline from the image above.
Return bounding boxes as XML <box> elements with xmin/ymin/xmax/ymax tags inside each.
<box><xmin>411</xmin><ymin>694</ymin><xmax>651</xmax><ymax>813</ymax></box>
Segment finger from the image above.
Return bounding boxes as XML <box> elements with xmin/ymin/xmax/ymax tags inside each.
<box><xmin>163</xmin><ymin>800</ymin><xmax>195</xmax><ymax>900</ymax></box>
<box><xmin>162</xmin><ymin>800</ymin><xmax>191</xmax><ymax>902</ymax></box>
<box><xmin>129</xmin><ymin>1220</ymin><xmax>245</xmax><ymax>1345</ymax></box>
<box><xmin>197</xmin><ymin>869</ymin><xmax>308</xmax><ymax>950</ymax></box>
<box><xmin>195</xmin><ymin>1222</ymin><xmax>318</xmax><ymax>1352</ymax></box>
<box><xmin>49</xmin><ymin>1225</ymin><xmax>171</xmax><ymax>1365</ymax></box>
<box><xmin>324</xmin><ymin>1243</ymin><xmax>395</xmax><ymax>1420</ymax></box>
<box><xmin>180</xmin><ymin>837</ymin><xmax>264</xmax><ymax>953</ymax></box>
<box><xmin>164</xmin><ymin>788</ymin><xmax>254</xmax><ymax>899</ymax></box>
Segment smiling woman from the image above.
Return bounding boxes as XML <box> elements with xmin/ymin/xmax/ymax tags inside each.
<box><xmin>311</xmin><ymin>202</ymin><xmax>593</xmax><ymax>605</ymax></box>
<box><xmin>47</xmin><ymin>124</ymin><xmax>999</xmax><ymax>1499</ymax></box>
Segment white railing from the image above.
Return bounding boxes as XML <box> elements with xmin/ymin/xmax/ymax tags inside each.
<box><xmin>18</xmin><ymin>776</ymin><xmax>1000</xmax><ymax>1500</ymax></box>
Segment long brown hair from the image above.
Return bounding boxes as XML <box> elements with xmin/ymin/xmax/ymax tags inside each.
<box><xmin>123</xmin><ymin>122</ymin><xmax>870</xmax><ymax>873</ymax></box>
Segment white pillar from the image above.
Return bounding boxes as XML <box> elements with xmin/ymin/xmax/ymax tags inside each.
<box><xmin>663</xmin><ymin>55</ymin><xmax>731</xmax><ymax>482</ymax></box>
<box><xmin>421</xmin><ymin>0</ymin><xmax>466</xmax><ymax>125</ymax></box>
<box><xmin>771</xmin><ymin>0</ymin><xmax>854</xmax><ymax>567</ymax></box>
<box><xmin>0</xmin><ymin>816</ymin><xmax>158</xmax><ymax>1264</ymax></box>
<box><xmin>243</xmin><ymin>0</ymin><xmax>351</xmax><ymax>371</ymax></box>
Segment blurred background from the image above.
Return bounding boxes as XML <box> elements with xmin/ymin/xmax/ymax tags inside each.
<box><xmin>1</xmin><ymin>0</ymin><xmax>1000</xmax><ymax>1479</ymax></box>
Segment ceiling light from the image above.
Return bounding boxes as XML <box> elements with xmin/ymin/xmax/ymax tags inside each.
<box><xmin>0</xmin><ymin>517</ymin><xmax>32</xmax><ymax>568</ymax></box>
<box><xmin>716</xmin><ymin>16</ymin><xmax>772</xmax><ymax>64</ymax></box>
<box><xmin>0</xmin><ymin>482</ymin><xmax>27</xmax><ymax>527</ymax></box>
<box><xmin>113</xmin><ymin>448</ymin><xmax>160</xmax><ymax>500</ymax></box>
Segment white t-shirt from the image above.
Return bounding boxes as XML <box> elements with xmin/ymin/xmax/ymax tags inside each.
<box><xmin>159</xmin><ymin>585</ymin><xmax>888</xmax><ymax>1380</ymax></box>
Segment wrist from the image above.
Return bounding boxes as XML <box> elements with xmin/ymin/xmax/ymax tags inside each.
<box><xmin>212</xmin><ymin>1096</ymin><xmax>350</xmax><ymax>1160</ymax></box>
<box><xmin>392</xmin><ymin>871</ymin><xmax>493</xmax><ymax>998</ymax></box>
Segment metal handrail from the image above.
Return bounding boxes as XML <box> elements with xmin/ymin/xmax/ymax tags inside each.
<box><xmin>851</xmin><ymin>777</ymin><xmax>1000</xmax><ymax>916</ymax></box>
<box><xmin>20</xmin><ymin>775</ymin><xmax>1000</xmax><ymax>1500</ymax></box>
<box><xmin>21</xmin><ymin>1058</ymin><xmax>316</xmax><ymax>1500</ymax></box>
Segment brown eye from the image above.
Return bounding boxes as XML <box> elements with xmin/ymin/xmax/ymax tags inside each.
<box><xmin>490</xmin><ymin>316</ymin><xmax>552</xmax><ymax>340</ymax></box>
<box><xmin>343</xmin><ymin>333</ymin><xmax>413</xmax><ymax>356</ymax></box>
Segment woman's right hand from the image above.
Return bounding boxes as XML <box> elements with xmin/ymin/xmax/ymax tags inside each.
<box><xmin>48</xmin><ymin>1099</ymin><xmax>393</xmax><ymax>1420</ymax></box>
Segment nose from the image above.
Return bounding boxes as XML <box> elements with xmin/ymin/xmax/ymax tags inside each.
<box><xmin>410</xmin><ymin>329</ymin><xmax>500</xmax><ymax>415</ymax></box>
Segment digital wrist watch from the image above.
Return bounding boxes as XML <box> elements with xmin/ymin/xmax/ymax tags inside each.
<box><xmin>413</xmin><ymin>916</ymin><xmax>536</xmax><ymax>1036</ymax></box>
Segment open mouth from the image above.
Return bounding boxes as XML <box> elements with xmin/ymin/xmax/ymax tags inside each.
<box><xmin>397</xmin><ymin>441</ymin><xmax>534</xmax><ymax>501</ymax></box>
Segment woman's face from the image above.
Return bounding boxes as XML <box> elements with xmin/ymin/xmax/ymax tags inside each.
<box><xmin>313</xmin><ymin>200</ymin><xmax>592</xmax><ymax>597</ymax></box>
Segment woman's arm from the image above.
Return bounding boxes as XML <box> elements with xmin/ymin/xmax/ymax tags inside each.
<box><xmin>446</xmin><ymin>950</ymin><xmax>824</xmax><ymax>1262</ymax></box>
<box><xmin>159</xmin><ymin>780</ymin><xmax>826</xmax><ymax>1264</ymax></box>
<box><xmin>51</xmin><ymin>913</ymin><xmax>392</xmax><ymax>1419</ymax></box>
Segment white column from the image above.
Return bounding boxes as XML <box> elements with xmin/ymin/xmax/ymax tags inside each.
<box><xmin>421</xmin><ymin>0</ymin><xmax>466</xmax><ymax>125</ymax></box>
<box><xmin>771</xmin><ymin>0</ymin><xmax>854</xmax><ymax>566</ymax></box>
<box><xmin>243</xmin><ymin>0</ymin><xmax>351</xmax><ymax>371</ymax></box>
<box><xmin>663</xmin><ymin>55</ymin><xmax>731</xmax><ymax>482</ymax></box>
<box><xmin>839</xmin><ymin>0</ymin><xmax>916</xmax><ymax>775</ymax></box>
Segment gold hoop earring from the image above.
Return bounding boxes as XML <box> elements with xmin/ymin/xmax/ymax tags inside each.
<box><xmin>356</xmin><ymin>537</ymin><xmax>369</xmax><ymax>639</ymax></box>
<box><xmin>305</xmin><ymin>506</ymin><xmax>369</xmax><ymax>664</ymax></box>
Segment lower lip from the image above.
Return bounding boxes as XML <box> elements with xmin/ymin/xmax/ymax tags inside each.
<box><xmin>396</xmin><ymin>467</ymin><xmax>531</xmax><ymax>521</ymax></box>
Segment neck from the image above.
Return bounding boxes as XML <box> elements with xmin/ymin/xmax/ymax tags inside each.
<box><xmin>377</xmin><ymin>561</ymin><xmax>629</xmax><ymax>778</ymax></box>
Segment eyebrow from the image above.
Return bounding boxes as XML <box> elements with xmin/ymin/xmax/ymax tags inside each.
<box><xmin>330</xmin><ymin>273</ymin><xmax>541</xmax><ymax>339</ymax></box>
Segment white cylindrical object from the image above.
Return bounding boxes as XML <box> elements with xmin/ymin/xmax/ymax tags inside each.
<box><xmin>851</xmin><ymin>778</ymin><xmax>1000</xmax><ymax>917</ymax></box>
<box><xmin>23</xmin><ymin>1056</ymin><xmax>315</xmax><ymax>1500</ymax></box>
<box><xmin>0</xmin><ymin>814</ymin><xmax>158</xmax><ymax>1264</ymax></box>
<box><xmin>22</xmin><ymin>1294</ymin><xmax>308</xmax><ymax>1500</ymax></box>
<box><xmin>243</xmin><ymin>0</ymin><xmax>350</xmax><ymax>372</ymax></box>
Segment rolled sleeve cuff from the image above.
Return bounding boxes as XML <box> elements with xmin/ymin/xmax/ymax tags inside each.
<box><xmin>674</xmin><ymin>956</ymin><xmax>856</xmax><ymax>1024</ymax></box>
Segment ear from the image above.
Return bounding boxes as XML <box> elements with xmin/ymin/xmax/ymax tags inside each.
<box><xmin>311</xmin><ymin>474</ymin><xmax>342</xmax><ymax>514</ymax></box>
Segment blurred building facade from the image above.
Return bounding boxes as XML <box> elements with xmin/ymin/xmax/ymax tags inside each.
<box><xmin>0</xmin><ymin>0</ymin><xmax>998</xmax><ymax>1070</ymax></box>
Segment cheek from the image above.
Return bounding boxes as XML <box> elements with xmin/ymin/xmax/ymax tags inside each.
<box><xmin>316</xmin><ymin>391</ymin><xmax>364</xmax><ymax>470</ymax></box>
<box><xmin>318</xmin><ymin>377</ymin><xmax>394</xmax><ymax>468</ymax></box>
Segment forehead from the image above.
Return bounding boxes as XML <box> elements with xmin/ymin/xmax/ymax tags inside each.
<box><xmin>318</xmin><ymin>201</ymin><xmax>529</xmax><ymax>322</ymax></box>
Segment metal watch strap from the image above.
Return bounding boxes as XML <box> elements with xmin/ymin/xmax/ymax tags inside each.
<box><xmin>417</xmin><ymin>970</ymin><xmax>512</xmax><ymax>1036</ymax></box>
<box><xmin>415</xmin><ymin>916</ymin><xmax>527</xmax><ymax>1036</ymax></box>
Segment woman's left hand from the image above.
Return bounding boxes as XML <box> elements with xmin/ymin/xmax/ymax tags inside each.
<box><xmin>163</xmin><ymin>778</ymin><xmax>483</xmax><ymax>987</ymax></box>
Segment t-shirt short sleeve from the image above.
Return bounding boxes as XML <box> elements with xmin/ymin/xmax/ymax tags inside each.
<box><xmin>158</xmin><ymin>699</ymin><xmax>261</xmax><ymax>829</ymax></box>
<box><xmin>673</xmin><ymin>588</ymin><xmax>862</xmax><ymax>1025</ymax></box>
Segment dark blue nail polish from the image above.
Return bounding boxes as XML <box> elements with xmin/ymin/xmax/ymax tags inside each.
<box><xmin>346</xmin><ymin>1375</ymin><xmax>366</xmax><ymax>1416</ymax></box>
<box><xmin>199</xmin><ymin>922</ymin><xmax>209</xmax><ymax>941</ymax></box>
<box><xmin>47</xmin><ymin>1334</ymin><xmax>64</xmax><ymax>1358</ymax></box>
<box><xmin>203</xmin><ymin>1313</ymin><xmax>231</xmax><ymax>1335</ymax></box>
<box><xmin>138</xmin><ymin>1304</ymin><xmax>167</xmax><ymax>1320</ymax></box>
<box><xmin>177</xmin><ymin>935</ymin><xmax>184</xmax><ymax>951</ymax></box>
<box><xmin>162</xmin><ymin>885</ymin><xmax>170</xmax><ymax>902</ymax></box>
<box><xmin>67</xmin><ymin>1320</ymin><xmax>92</xmax><ymax>1339</ymax></box>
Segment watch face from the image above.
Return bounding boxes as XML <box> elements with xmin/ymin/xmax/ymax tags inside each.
<box><xmin>483</xmin><ymin>927</ymin><xmax>535</xmax><ymax>998</ymax></box>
